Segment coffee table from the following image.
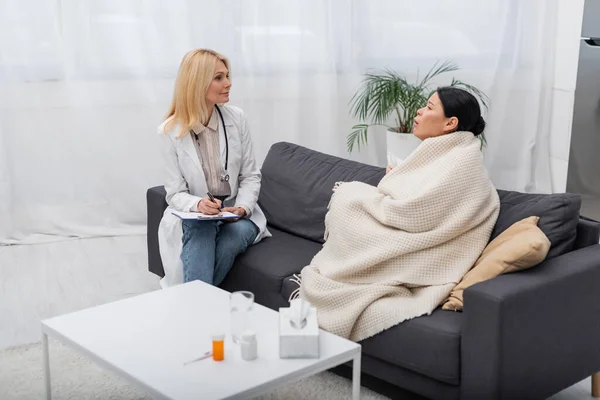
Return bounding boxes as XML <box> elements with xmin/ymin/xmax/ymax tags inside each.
<box><xmin>41</xmin><ymin>280</ymin><xmax>362</xmax><ymax>399</ymax></box>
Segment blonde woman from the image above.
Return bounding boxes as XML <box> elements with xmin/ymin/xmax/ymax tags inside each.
<box><xmin>157</xmin><ymin>49</ymin><xmax>270</xmax><ymax>288</ymax></box>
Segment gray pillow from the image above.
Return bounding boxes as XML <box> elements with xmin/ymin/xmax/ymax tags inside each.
<box><xmin>492</xmin><ymin>190</ymin><xmax>581</xmax><ymax>259</ymax></box>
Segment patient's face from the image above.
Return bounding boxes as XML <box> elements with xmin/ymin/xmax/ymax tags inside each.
<box><xmin>413</xmin><ymin>93</ymin><xmax>455</xmax><ymax>140</ymax></box>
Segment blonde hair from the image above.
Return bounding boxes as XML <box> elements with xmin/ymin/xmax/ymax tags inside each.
<box><xmin>163</xmin><ymin>49</ymin><xmax>230</xmax><ymax>137</ymax></box>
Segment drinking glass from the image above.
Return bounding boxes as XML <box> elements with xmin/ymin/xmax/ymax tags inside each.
<box><xmin>230</xmin><ymin>291</ymin><xmax>254</xmax><ymax>343</ymax></box>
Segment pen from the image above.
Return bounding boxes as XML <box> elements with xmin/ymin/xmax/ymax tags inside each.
<box><xmin>206</xmin><ymin>191</ymin><xmax>222</xmax><ymax>211</ymax></box>
<box><xmin>183</xmin><ymin>351</ymin><xmax>212</xmax><ymax>365</ymax></box>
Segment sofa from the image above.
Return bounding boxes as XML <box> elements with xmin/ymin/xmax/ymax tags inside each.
<box><xmin>147</xmin><ymin>141</ymin><xmax>600</xmax><ymax>400</ymax></box>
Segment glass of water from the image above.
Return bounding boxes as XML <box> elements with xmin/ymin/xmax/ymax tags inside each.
<box><xmin>230</xmin><ymin>291</ymin><xmax>254</xmax><ymax>343</ymax></box>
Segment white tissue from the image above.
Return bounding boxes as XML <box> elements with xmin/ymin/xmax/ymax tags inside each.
<box><xmin>387</xmin><ymin>151</ymin><xmax>402</xmax><ymax>167</ymax></box>
<box><xmin>289</xmin><ymin>298</ymin><xmax>311</xmax><ymax>329</ymax></box>
<box><xmin>279</xmin><ymin>301</ymin><xmax>320</xmax><ymax>358</ymax></box>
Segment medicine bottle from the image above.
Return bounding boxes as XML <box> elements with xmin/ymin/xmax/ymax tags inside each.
<box><xmin>212</xmin><ymin>333</ymin><xmax>225</xmax><ymax>361</ymax></box>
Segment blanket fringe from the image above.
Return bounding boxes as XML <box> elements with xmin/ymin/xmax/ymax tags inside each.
<box><xmin>288</xmin><ymin>273</ymin><xmax>302</xmax><ymax>302</ymax></box>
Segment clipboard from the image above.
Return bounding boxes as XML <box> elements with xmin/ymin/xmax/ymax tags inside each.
<box><xmin>170</xmin><ymin>209</ymin><xmax>240</xmax><ymax>221</ymax></box>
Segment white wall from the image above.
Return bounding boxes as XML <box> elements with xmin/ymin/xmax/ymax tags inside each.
<box><xmin>549</xmin><ymin>0</ymin><xmax>585</xmax><ymax>192</ymax></box>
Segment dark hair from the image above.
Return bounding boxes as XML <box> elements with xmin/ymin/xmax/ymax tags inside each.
<box><xmin>436</xmin><ymin>86</ymin><xmax>486</xmax><ymax>136</ymax></box>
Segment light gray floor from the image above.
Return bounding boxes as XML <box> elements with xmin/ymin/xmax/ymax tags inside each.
<box><xmin>0</xmin><ymin>235</ymin><xmax>594</xmax><ymax>399</ymax></box>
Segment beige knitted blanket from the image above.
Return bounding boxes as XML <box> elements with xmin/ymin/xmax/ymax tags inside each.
<box><xmin>299</xmin><ymin>131</ymin><xmax>500</xmax><ymax>342</ymax></box>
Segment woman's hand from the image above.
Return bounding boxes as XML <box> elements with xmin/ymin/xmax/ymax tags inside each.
<box><xmin>221</xmin><ymin>207</ymin><xmax>246</xmax><ymax>220</ymax></box>
<box><xmin>386</xmin><ymin>165</ymin><xmax>393</xmax><ymax>174</ymax></box>
<box><xmin>196</xmin><ymin>197</ymin><xmax>222</xmax><ymax>214</ymax></box>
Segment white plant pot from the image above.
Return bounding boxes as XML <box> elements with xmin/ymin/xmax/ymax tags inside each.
<box><xmin>385</xmin><ymin>129</ymin><xmax>422</xmax><ymax>163</ymax></box>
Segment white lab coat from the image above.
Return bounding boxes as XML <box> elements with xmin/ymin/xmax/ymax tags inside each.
<box><xmin>157</xmin><ymin>105</ymin><xmax>271</xmax><ymax>288</ymax></box>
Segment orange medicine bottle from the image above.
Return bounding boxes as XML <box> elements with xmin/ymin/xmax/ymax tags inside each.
<box><xmin>212</xmin><ymin>333</ymin><xmax>225</xmax><ymax>361</ymax></box>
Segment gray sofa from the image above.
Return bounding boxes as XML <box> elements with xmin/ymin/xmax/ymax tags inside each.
<box><xmin>147</xmin><ymin>141</ymin><xmax>600</xmax><ymax>400</ymax></box>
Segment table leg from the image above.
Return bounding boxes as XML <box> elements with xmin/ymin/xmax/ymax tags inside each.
<box><xmin>352</xmin><ymin>352</ymin><xmax>361</xmax><ymax>400</ymax></box>
<box><xmin>593</xmin><ymin>371</ymin><xmax>600</xmax><ymax>398</ymax></box>
<box><xmin>43</xmin><ymin>333</ymin><xmax>51</xmax><ymax>400</ymax></box>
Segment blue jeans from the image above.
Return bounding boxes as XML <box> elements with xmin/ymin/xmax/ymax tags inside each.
<box><xmin>181</xmin><ymin>219</ymin><xmax>259</xmax><ymax>286</ymax></box>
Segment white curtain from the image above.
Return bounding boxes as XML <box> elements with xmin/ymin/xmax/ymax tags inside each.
<box><xmin>0</xmin><ymin>0</ymin><xmax>560</xmax><ymax>244</ymax></box>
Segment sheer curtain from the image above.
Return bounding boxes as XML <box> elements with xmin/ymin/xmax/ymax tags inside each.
<box><xmin>0</xmin><ymin>0</ymin><xmax>560</xmax><ymax>244</ymax></box>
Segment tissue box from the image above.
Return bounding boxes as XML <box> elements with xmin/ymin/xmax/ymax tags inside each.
<box><xmin>278</xmin><ymin>306</ymin><xmax>320</xmax><ymax>358</ymax></box>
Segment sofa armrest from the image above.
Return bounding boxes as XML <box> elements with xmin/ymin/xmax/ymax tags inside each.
<box><xmin>461</xmin><ymin>244</ymin><xmax>600</xmax><ymax>400</ymax></box>
<box><xmin>147</xmin><ymin>186</ymin><xmax>168</xmax><ymax>277</ymax></box>
<box><xmin>575</xmin><ymin>216</ymin><xmax>600</xmax><ymax>250</ymax></box>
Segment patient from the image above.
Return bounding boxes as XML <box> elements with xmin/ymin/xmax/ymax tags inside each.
<box><xmin>298</xmin><ymin>87</ymin><xmax>500</xmax><ymax>342</ymax></box>
<box><xmin>386</xmin><ymin>86</ymin><xmax>486</xmax><ymax>173</ymax></box>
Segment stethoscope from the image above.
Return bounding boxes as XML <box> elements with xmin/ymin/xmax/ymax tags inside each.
<box><xmin>192</xmin><ymin>105</ymin><xmax>229</xmax><ymax>183</ymax></box>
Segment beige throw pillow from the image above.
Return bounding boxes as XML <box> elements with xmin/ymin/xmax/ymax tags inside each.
<box><xmin>442</xmin><ymin>216</ymin><xmax>550</xmax><ymax>311</ymax></box>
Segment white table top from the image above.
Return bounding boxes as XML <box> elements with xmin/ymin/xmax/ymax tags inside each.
<box><xmin>42</xmin><ymin>280</ymin><xmax>360</xmax><ymax>400</ymax></box>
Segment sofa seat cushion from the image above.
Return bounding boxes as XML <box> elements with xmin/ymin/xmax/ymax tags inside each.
<box><xmin>281</xmin><ymin>278</ymin><xmax>461</xmax><ymax>385</ymax></box>
<box><xmin>219</xmin><ymin>226</ymin><xmax>322</xmax><ymax>311</ymax></box>
<box><xmin>283</xmin><ymin>280</ymin><xmax>464</xmax><ymax>386</ymax></box>
<box><xmin>359</xmin><ymin>308</ymin><xmax>463</xmax><ymax>386</ymax></box>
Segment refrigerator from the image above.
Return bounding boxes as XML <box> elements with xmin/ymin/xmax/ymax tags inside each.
<box><xmin>566</xmin><ymin>0</ymin><xmax>600</xmax><ymax>220</ymax></box>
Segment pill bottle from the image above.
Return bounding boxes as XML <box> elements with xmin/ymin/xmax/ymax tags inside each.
<box><xmin>212</xmin><ymin>333</ymin><xmax>225</xmax><ymax>361</ymax></box>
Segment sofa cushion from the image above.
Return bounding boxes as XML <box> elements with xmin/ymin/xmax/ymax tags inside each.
<box><xmin>361</xmin><ymin>309</ymin><xmax>463</xmax><ymax>386</ymax></box>
<box><xmin>493</xmin><ymin>190</ymin><xmax>581</xmax><ymax>259</ymax></box>
<box><xmin>219</xmin><ymin>226</ymin><xmax>322</xmax><ymax>311</ymax></box>
<box><xmin>443</xmin><ymin>216</ymin><xmax>551</xmax><ymax>311</ymax></box>
<box><xmin>258</xmin><ymin>142</ymin><xmax>385</xmax><ymax>243</ymax></box>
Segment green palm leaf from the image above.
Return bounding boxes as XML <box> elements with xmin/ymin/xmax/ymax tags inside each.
<box><xmin>449</xmin><ymin>77</ymin><xmax>490</xmax><ymax>111</ymax></box>
<box><xmin>346</xmin><ymin>124</ymin><xmax>370</xmax><ymax>152</ymax></box>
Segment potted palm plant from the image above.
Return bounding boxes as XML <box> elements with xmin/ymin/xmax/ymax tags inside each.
<box><xmin>346</xmin><ymin>61</ymin><xmax>490</xmax><ymax>159</ymax></box>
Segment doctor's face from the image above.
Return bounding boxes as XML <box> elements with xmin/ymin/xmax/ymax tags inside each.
<box><xmin>206</xmin><ymin>60</ymin><xmax>231</xmax><ymax>106</ymax></box>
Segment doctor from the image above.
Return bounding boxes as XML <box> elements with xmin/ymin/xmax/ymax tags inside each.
<box><xmin>157</xmin><ymin>49</ymin><xmax>270</xmax><ymax>288</ymax></box>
